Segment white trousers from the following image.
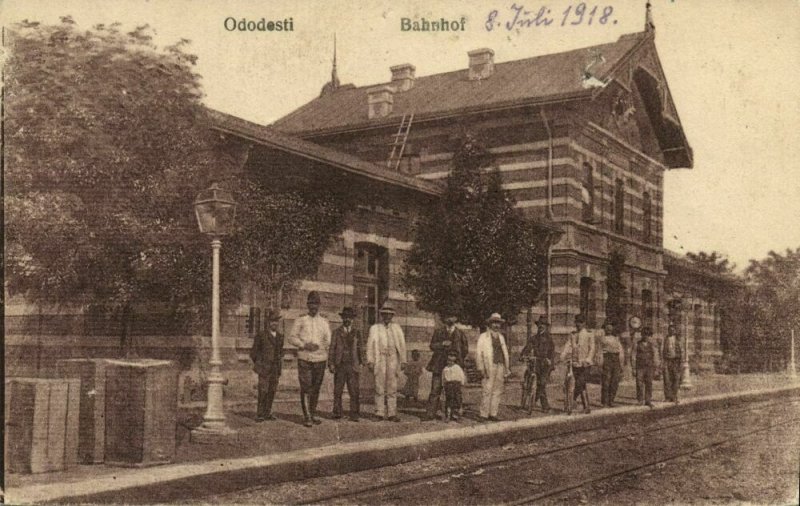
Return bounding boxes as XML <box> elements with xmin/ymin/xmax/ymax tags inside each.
<box><xmin>374</xmin><ymin>352</ymin><xmax>399</xmax><ymax>417</ymax></box>
<box><xmin>480</xmin><ymin>363</ymin><xmax>506</xmax><ymax>418</ymax></box>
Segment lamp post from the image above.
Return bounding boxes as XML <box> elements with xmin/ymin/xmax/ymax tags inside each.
<box><xmin>680</xmin><ymin>299</ymin><xmax>693</xmax><ymax>389</ymax></box>
<box><xmin>192</xmin><ymin>183</ymin><xmax>237</xmax><ymax>440</ymax></box>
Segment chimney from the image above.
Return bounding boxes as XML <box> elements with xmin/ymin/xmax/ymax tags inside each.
<box><xmin>468</xmin><ymin>48</ymin><xmax>495</xmax><ymax>80</ymax></box>
<box><xmin>367</xmin><ymin>85</ymin><xmax>394</xmax><ymax>119</ymax></box>
<box><xmin>390</xmin><ymin>63</ymin><xmax>416</xmax><ymax>91</ymax></box>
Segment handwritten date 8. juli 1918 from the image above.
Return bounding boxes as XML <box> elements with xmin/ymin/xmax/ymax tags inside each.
<box><xmin>485</xmin><ymin>3</ymin><xmax>616</xmax><ymax>31</ymax></box>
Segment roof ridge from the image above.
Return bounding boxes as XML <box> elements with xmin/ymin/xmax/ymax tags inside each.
<box><xmin>325</xmin><ymin>31</ymin><xmax>647</xmax><ymax>93</ymax></box>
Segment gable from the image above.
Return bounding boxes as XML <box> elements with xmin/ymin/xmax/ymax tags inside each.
<box><xmin>600</xmin><ymin>36</ymin><xmax>693</xmax><ymax>168</ymax></box>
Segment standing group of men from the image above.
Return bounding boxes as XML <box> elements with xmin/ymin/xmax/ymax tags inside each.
<box><xmin>251</xmin><ymin>291</ymin><xmax>686</xmax><ymax>426</ymax></box>
<box><xmin>251</xmin><ymin>291</ymin><xmax>408</xmax><ymax>426</ymax></box>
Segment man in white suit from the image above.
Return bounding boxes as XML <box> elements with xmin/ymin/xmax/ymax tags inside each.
<box><xmin>366</xmin><ymin>305</ymin><xmax>407</xmax><ymax>421</ymax></box>
<box><xmin>476</xmin><ymin>313</ymin><xmax>511</xmax><ymax>422</ymax></box>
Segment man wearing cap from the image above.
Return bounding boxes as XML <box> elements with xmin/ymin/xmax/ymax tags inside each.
<box><xmin>424</xmin><ymin>314</ymin><xmax>469</xmax><ymax>420</ymax></box>
<box><xmin>521</xmin><ymin>315</ymin><xmax>555</xmax><ymax>413</ymax></box>
<box><xmin>328</xmin><ymin>307</ymin><xmax>365</xmax><ymax>421</ymax></box>
<box><xmin>250</xmin><ymin>309</ymin><xmax>284</xmax><ymax>422</ymax></box>
<box><xmin>288</xmin><ymin>291</ymin><xmax>332</xmax><ymax>427</ymax></box>
<box><xmin>598</xmin><ymin>320</ymin><xmax>625</xmax><ymax>407</ymax></box>
<box><xmin>366</xmin><ymin>305</ymin><xmax>407</xmax><ymax>421</ymax></box>
<box><xmin>476</xmin><ymin>313</ymin><xmax>511</xmax><ymax>421</ymax></box>
<box><xmin>560</xmin><ymin>314</ymin><xmax>596</xmax><ymax>414</ymax></box>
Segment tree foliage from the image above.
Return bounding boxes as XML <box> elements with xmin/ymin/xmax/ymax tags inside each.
<box><xmin>742</xmin><ymin>247</ymin><xmax>800</xmax><ymax>371</ymax></box>
<box><xmin>685</xmin><ymin>251</ymin><xmax>736</xmax><ymax>275</ymax></box>
<box><xmin>401</xmin><ymin>134</ymin><xmax>547</xmax><ymax>329</ymax></box>
<box><xmin>4</xmin><ymin>19</ymin><xmax>348</xmax><ymax>353</ymax></box>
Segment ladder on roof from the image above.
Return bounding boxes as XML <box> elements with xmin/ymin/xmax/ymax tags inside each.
<box><xmin>387</xmin><ymin>113</ymin><xmax>414</xmax><ymax>171</ymax></box>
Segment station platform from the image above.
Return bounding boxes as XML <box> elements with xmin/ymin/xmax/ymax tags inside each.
<box><xmin>6</xmin><ymin>372</ymin><xmax>800</xmax><ymax>504</ymax></box>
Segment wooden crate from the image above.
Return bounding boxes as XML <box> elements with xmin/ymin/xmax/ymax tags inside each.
<box><xmin>104</xmin><ymin>359</ymin><xmax>178</xmax><ymax>467</ymax></box>
<box><xmin>5</xmin><ymin>378</ymin><xmax>80</xmax><ymax>474</ymax></box>
<box><xmin>56</xmin><ymin>358</ymin><xmax>110</xmax><ymax>464</ymax></box>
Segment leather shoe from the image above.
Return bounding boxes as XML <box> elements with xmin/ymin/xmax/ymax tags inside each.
<box><xmin>303</xmin><ymin>418</ymin><xmax>313</xmax><ymax>428</ymax></box>
<box><xmin>349</xmin><ymin>416</ymin><xmax>360</xmax><ymax>422</ymax></box>
<box><xmin>312</xmin><ymin>417</ymin><xmax>322</xmax><ymax>425</ymax></box>
<box><xmin>331</xmin><ymin>414</ymin><xmax>342</xmax><ymax>420</ymax></box>
<box><xmin>388</xmin><ymin>415</ymin><xmax>401</xmax><ymax>422</ymax></box>
<box><xmin>255</xmin><ymin>417</ymin><xmax>265</xmax><ymax>423</ymax></box>
<box><xmin>488</xmin><ymin>416</ymin><xmax>501</xmax><ymax>422</ymax></box>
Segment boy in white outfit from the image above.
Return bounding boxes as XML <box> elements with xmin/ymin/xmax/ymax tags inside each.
<box><xmin>442</xmin><ymin>351</ymin><xmax>466</xmax><ymax>421</ymax></box>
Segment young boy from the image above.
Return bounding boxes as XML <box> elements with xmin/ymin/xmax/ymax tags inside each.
<box><xmin>633</xmin><ymin>326</ymin><xmax>657</xmax><ymax>408</ymax></box>
<box><xmin>442</xmin><ymin>351</ymin><xmax>466</xmax><ymax>421</ymax></box>
<box><xmin>401</xmin><ymin>350</ymin><xmax>424</xmax><ymax>403</ymax></box>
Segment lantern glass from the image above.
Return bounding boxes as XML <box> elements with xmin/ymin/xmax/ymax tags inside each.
<box><xmin>194</xmin><ymin>183</ymin><xmax>237</xmax><ymax>235</ymax></box>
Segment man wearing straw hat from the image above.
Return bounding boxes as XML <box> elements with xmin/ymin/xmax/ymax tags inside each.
<box><xmin>366</xmin><ymin>304</ymin><xmax>407</xmax><ymax>421</ymax></box>
<box><xmin>476</xmin><ymin>313</ymin><xmax>511</xmax><ymax>422</ymax></box>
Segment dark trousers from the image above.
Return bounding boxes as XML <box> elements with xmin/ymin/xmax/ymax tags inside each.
<box><xmin>298</xmin><ymin>359</ymin><xmax>326</xmax><ymax>418</ymax></box>
<box><xmin>636</xmin><ymin>366</ymin><xmax>654</xmax><ymax>404</ymax></box>
<box><xmin>534</xmin><ymin>362</ymin><xmax>551</xmax><ymax>409</ymax></box>
<box><xmin>601</xmin><ymin>353</ymin><xmax>621</xmax><ymax>406</ymax></box>
<box><xmin>426</xmin><ymin>372</ymin><xmax>444</xmax><ymax>417</ymax></box>
<box><xmin>572</xmin><ymin>366</ymin><xmax>589</xmax><ymax>400</ymax></box>
<box><xmin>257</xmin><ymin>373</ymin><xmax>279</xmax><ymax>418</ymax></box>
<box><xmin>663</xmin><ymin>358</ymin><xmax>681</xmax><ymax>401</ymax></box>
<box><xmin>444</xmin><ymin>381</ymin><xmax>462</xmax><ymax>415</ymax></box>
<box><xmin>333</xmin><ymin>367</ymin><xmax>360</xmax><ymax>417</ymax></box>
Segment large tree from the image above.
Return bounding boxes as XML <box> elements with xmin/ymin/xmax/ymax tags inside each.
<box><xmin>744</xmin><ymin>248</ymin><xmax>800</xmax><ymax>371</ymax></box>
<box><xmin>401</xmin><ymin>133</ymin><xmax>548</xmax><ymax>330</ymax></box>
<box><xmin>4</xmin><ymin>18</ymin><xmax>348</xmax><ymax>355</ymax></box>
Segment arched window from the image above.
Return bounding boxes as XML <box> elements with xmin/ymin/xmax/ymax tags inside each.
<box><xmin>643</xmin><ymin>192</ymin><xmax>652</xmax><ymax>241</ymax></box>
<box><xmin>353</xmin><ymin>243</ymin><xmax>389</xmax><ymax>330</ymax></box>
<box><xmin>581</xmin><ymin>163</ymin><xmax>594</xmax><ymax>223</ymax></box>
<box><xmin>614</xmin><ymin>178</ymin><xmax>625</xmax><ymax>234</ymax></box>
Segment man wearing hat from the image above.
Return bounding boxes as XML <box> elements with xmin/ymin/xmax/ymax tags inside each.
<box><xmin>250</xmin><ymin>309</ymin><xmax>284</xmax><ymax>421</ymax></box>
<box><xmin>424</xmin><ymin>314</ymin><xmax>469</xmax><ymax>420</ymax></box>
<box><xmin>288</xmin><ymin>291</ymin><xmax>332</xmax><ymax>427</ymax></box>
<box><xmin>328</xmin><ymin>307</ymin><xmax>366</xmax><ymax>421</ymax></box>
<box><xmin>661</xmin><ymin>324</ymin><xmax>683</xmax><ymax>404</ymax></box>
<box><xmin>366</xmin><ymin>304</ymin><xmax>407</xmax><ymax>421</ymax></box>
<box><xmin>476</xmin><ymin>313</ymin><xmax>511</xmax><ymax>421</ymax></box>
<box><xmin>520</xmin><ymin>315</ymin><xmax>555</xmax><ymax>413</ymax></box>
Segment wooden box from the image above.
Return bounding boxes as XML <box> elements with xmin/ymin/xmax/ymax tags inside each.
<box><xmin>5</xmin><ymin>378</ymin><xmax>81</xmax><ymax>474</ymax></box>
<box><xmin>56</xmin><ymin>358</ymin><xmax>109</xmax><ymax>464</ymax></box>
<box><xmin>104</xmin><ymin>359</ymin><xmax>178</xmax><ymax>467</ymax></box>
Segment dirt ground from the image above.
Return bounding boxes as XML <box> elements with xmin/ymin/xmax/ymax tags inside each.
<box><xmin>192</xmin><ymin>398</ymin><xmax>799</xmax><ymax>505</ymax></box>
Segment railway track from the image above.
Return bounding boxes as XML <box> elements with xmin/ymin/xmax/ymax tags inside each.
<box><xmin>504</xmin><ymin>416</ymin><xmax>798</xmax><ymax>505</ymax></box>
<box><xmin>289</xmin><ymin>399</ymin><xmax>799</xmax><ymax>505</ymax></box>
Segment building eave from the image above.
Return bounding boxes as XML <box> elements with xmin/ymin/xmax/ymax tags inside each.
<box><xmin>208</xmin><ymin>109</ymin><xmax>443</xmax><ymax>197</ymax></box>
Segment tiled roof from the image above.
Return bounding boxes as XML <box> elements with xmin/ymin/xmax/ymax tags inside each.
<box><xmin>272</xmin><ymin>32</ymin><xmax>648</xmax><ymax>135</ymax></box>
<box><xmin>207</xmin><ymin>109</ymin><xmax>443</xmax><ymax>196</ymax></box>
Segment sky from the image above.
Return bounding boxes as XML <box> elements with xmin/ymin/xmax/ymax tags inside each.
<box><xmin>2</xmin><ymin>0</ymin><xmax>799</xmax><ymax>271</ymax></box>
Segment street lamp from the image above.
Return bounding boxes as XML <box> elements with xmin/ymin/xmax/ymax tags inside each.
<box><xmin>192</xmin><ymin>182</ymin><xmax>237</xmax><ymax>440</ymax></box>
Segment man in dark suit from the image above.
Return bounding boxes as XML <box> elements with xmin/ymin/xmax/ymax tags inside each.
<box><xmin>328</xmin><ymin>307</ymin><xmax>366</xmax><ymax>421</ymax></box>
<box><xmin>250</xmin><ymin>309</ymin><xmax>284</xmax><ymax>421</ymax></box>
<box><xmin>425</xmin><ymin>314</ymin><xmax>469</xmax><ymax>420</ymax></box>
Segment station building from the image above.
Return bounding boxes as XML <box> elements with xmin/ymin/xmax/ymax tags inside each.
<box><xmin>5</xmin><ymin>23</ymin><xmax>735</xmax><ymax>393</ymax></box>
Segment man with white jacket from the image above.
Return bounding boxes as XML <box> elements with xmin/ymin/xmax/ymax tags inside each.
<box><xmin>366</xmin><ymin>305</ymin><xmax>407</xmax><ymax>421</ymax></box>
<box><xmin>476</xmin><ymin>313</ymin><xmax>510</xmax><ymax>422</ymax></box>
